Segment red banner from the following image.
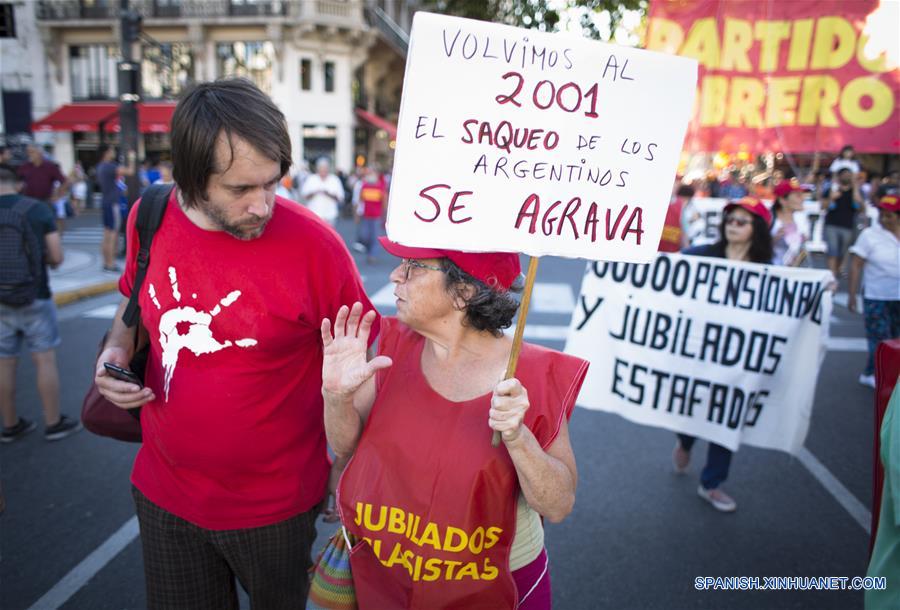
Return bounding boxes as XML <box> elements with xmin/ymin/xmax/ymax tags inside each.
<box><xmin>646</xmin><ymin>0</ymin><xmax>900</xmax><ymax>153</ymax></box>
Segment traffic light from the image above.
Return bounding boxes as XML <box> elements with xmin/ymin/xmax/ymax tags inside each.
<box><xmin>121</xmin><ymin>10</ymin><xmax>141</xmax><ymax>43</ymax></box>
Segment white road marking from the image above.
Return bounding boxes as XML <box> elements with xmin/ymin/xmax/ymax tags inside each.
<box><xmin>26</xmin><ymin>517</ymin><xmax>139</xmax><ymax>610</ymax></box>
<box><xmin>825</xmin><ymin>337</ymin><xmax>868</xmax><ymax>352</ymax></box>
<box><xmin>797</xmin><ymin>447</ymin><xmax>870</xmax><ymax>534</ymax></box>
<box><xmin>81</xmin><ymin>304</ymin><xmax>120</xmax><ymax>319</ymax></box>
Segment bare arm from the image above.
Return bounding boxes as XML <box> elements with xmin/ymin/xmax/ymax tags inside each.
<box><xmin>93</xmin><ymin>297</ymin><xmax>156</xmax><ymax>409</ymax></box>
<box><xmin>490</xmin><ymin>379</ymin><xmax>577</xmax><ymax>523</ymax></box>
<box><xmin>321</xmin><ymin>303</ymin><xmax>391</xmax><ymax>459</ymax></box>
<box><xmin>43</xmin><ymin>231</ymin><xmax>63</xmax><ymax>268</ymax></box>
<box><xmin>847</xmin><ymin>254</ymin><xmax>865</xmax><ymax>314</ymax></box>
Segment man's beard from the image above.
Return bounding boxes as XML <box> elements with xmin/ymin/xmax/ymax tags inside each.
<box><xmin>198</xmin><ymin>197</ymin><xmax>270</xmax><ymax>241</ymax></box>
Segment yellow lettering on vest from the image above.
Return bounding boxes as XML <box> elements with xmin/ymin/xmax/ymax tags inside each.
<box><xmin>386</xmin><ymin>542</ymin><xmax>406</xmax><ymax>568</ymax></box>
<box><xmin>765</xmin><ymin>76</ymin><xmax>801</xmax><ymax>126</ymax></box>
<box><xmin>371</xmin><ymin>538</ymin><xmax>382</xmax><ymax>560</ymax></box>
<box><xmin>840</xmin><ymin>77</ymin><xmax>894</xmax><ymax>128</ymax></box>
<box><xmin>401</xmin><ymin>550</ymin><xmax>415</xmax><ymax>574</ymax></box>
<box><xmin>388</xmin><ymin>506</ymin><xmax>406</xmax><ymax>534</ymax></box>
<box><xmin>443</xmin><ymin>560</ymin><xmax>462</xmax><ymax>580</ymax></box>
<box><xmin>754</xmin><ymin>21</ymin><xmax>791</xmax><ymax>72</ymax></box>
<box><xmin>354</xmin><ymin>502</ymin><xmax>364</xmax><ymax>527</ymax></box>
<box><xmin>680</xmin><ymin>17</ymin><xmax>719</xmax><ymax>70</ymax></box>
<box><xmin>726</xmin><ymin>77</ymin><xmax>765</xmax><ymax>127</ymax></box>
<box><xmin>810</xmin><ymin>17</ymin><xmax>856</xmax><ymax>70</ymax></box>
<box><xmin>455</xmin><ymin>562</ymin><xmax>480</xmax><ymax>581</ymax></box>
<box><xmin>797</xmin><ymin>76</ymin><xmax>840</xmax><ymax>126</ymax></box>
<box><xmin>645</xmin><ymin>18</ymin><xmax>684</xmax><ymax>54</ymax></box>
<box><xmin>422</xmin><ymin>558</ymin><xmax>443</xmax><ymax>582</ymax></box>
<box><xmin>721</xmin><ymin>18</ymin><xmax>753</xmax><ymax>72</ymax></box>
<box><xmin>468</xmin><ymin>527</ymin><xmax>486</xmax><ymax>555</ymax></box>
<box><xmin>857</xmin><ymin>33</ymin><xmax>897</xmax><ymax>73</ymax></box>
<box><xmin>362</xmin><ymin>503</ymin><xmax>387</xmax><ymax>532</ymax></box>
<box><xmin>787</xmin><ymin>19</ymin><xmax>814</xmax><ymax>70</ymax></box>
<box><xmin>419</xmin><ymin>523</ymin><xmax>442</xmax><ymax>550</ymax></box>
<box><xmin>412</xmin><ymin>554</ymin><xmax>424</xmax><ymax>581</ymax></box>
<box><xmin>443</xmin><ymin>526</ymin><xmax>468</xmax><ymax>553</ymax></box>
<box><xmin>700</xmin><ymin>76</ymin><xmax>728</xmax><ymax>126</ymax></box>
<box><xmin>481</xmin><ymin>557</ymin><xmax>499</xmax><ymax>581</ymax></box>
<box><xmin>483</xmin><ymin>526</ymin><xmax>503</xmax><ymax>550</ymax></box>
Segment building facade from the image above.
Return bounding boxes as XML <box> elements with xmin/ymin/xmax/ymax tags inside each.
<box><xmin>2</xmin><ymin>0</ymin><xmax>413</xmax><ymax>174</ymax></box>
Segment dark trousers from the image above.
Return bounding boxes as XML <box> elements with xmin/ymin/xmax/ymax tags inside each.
<box><xmin>676</xmin><ymin>434</ymin><xmax>733</xmax><ymax>490</ymax></box>
<box><xmin>863</xmin><ymin>299</ymin><xmax>900</xmax><ymax>375</ymax></box>
<box><xmin>132</xmin><ymin>487</ymin><xmax>318</xmax><ymax>610</ymax></box>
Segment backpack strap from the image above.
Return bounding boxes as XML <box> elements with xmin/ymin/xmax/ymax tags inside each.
<box><xmin>122</xmin><ymin>184</ymin><xmax>174</xmax><ymax>328</ymax></box>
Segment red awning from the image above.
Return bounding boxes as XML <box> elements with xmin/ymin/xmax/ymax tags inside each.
<box><xmin>31</xmin><ymin>102</ymin><xmax>177</xmax><ymax>134</ymax></box>
<box><xmin>32</xmin><ymin>103</ymin><xmax>118</xmax><ymax>133</ymax></box>
<box><xmin>355</xmin><ymin>108</ymin><xmax>397</xmax><ymax>140</ymax></box>
<box><xmin>106</xmin><ymin>102</ymin><xmax>177</xmax><ymax>134</ymax></box>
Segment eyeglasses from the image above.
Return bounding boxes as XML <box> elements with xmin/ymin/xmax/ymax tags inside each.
<box><xmin>725</xmin><ymin>215</ymin><xmax>752</xmax><ymax>227</ymax></box>
<box><xmin>400</xmin><ymin>258</ymin><xmax>444</xmax><ymax>281</ymax></box>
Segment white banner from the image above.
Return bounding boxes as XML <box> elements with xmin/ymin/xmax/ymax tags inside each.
<box><xmin>564</xmin><ymin>255</ymin><xmax>833</xmax><ymax>454</ymax></box>
<box><xmin>386</xmin><ymin>12</ymin><xmax>698</xmax><ymax>263</ymax></box>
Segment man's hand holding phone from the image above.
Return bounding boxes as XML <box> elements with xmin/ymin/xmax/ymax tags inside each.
<box><xmin>95</xmin><ymin>346</ymin><xmax>155</xmax><ymax>409</ymax></box>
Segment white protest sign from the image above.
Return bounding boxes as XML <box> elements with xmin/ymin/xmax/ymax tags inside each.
<box><xmin>564</xmin><ymin>255</ymin><xmax>833</xmax><ymax>454</ymax></box>
<box><xmin>387</xmin><ymin>12</ymin><xmax>698</xmax><ymax>263</ymax></box>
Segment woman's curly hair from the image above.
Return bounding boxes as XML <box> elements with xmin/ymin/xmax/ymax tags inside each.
<box><xmin>440</xmin><ymin>259</ymin><xmax>524</xmax><ymax>337</ymax></box>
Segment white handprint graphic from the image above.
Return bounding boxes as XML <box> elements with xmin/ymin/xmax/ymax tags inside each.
<box><xmin>149</xmin><ymin>266</ymin><xmax>258</xmax><ymax>401</ymax></box>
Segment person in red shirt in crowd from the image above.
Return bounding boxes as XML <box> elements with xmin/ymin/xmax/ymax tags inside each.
<box><xmin>351</xmin><ymin>164</ymin><xmax>387</xmax><ymax>264</ymax></box>
<box><xmin>321</xmin><ymin>241</ymin><xmax>589</xmax><ymax>610</ymax></box>
<box><xmin>93</xmin><ymin>78</ymin><xmax>377</xmax><ymax>609</ymax></box>
<box><xmin>17</xmin><ymin>144</ymin><xmax>69</xmax><ymax>206</ymax></box>
<box><xmin>658</xmin><ymin>183</ymin><xmax>695</xmax><ymax>252</ymax></box>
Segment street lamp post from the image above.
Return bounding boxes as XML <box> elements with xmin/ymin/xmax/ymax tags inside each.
<box><xmin>118</xmin><ymin>0</ymin><xmax>141</xmax><ymax>205</ymax></box>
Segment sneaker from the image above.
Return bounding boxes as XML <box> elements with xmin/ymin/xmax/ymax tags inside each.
<box><xmin>697</xmin><ymin>485</ymin><xmax>737</xmax><ymax>512</ymax></box>
<box><xmin>0</xmin><ymin>417</ymin><xmax>37</xmax><ymax>443</ymax></box>
<box><xmin>351</xmin><ymin>242</ymin><xmax>366</xmax><ymax>254</ymax></box>
<box><xmin>44</xmin><ymin>415</ymin><xmax>83</xmax><ymax>441</ymax></box>
<box><xmin>859</xmin><ymin>374</ymin><xmax>876</xmax><ymax>389</ymax></box>
<box><xmin>672</xmin><ymin>441</ymin><xmax>690</xmax><ymax>475</ymax></box>
<box><xmin>102</xmin><ymin>264</ymin><xmax>121</xmax><ymax>273</ymax></box>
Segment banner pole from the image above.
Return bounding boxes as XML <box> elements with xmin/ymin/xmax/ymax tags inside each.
<box><xmin>493</xmin><ymin>256</ymin><xmax>540</xmax><ymax>447</ymax></box>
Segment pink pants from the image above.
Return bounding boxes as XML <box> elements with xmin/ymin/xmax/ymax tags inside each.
<box><xmin>512</xmin><ymin>548</ymin><xmax>551</xmax><ymax>609</ymax></box>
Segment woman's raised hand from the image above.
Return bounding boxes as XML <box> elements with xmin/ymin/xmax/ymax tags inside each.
<box><xmin>321</xmin><ymin>302</ymin><xmax>392</xmax><ymax>397</ymax></box>
<box><xmin>489</xmin><ymin>378</ymin><xmax>530</xmax><ymax>444</ymax></box>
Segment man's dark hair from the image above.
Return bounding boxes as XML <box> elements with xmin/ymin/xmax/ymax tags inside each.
<box><xmin>0</xmin><ymin>163</ymin><xmax>17</xmax><ymax>185</ymax></box>
<box><xmin>712</xmin><ymin>214</ymin><xmax>774</xmax><ymax>264</ymax></box>
<box><xmin>170</xmin><ymin>78</ymin><xmax>291</xmax><ymax>206</ymax></box>
<box><xmin>440</xmin><ymin>260</ymin><xmax>523</xmax><ymax>337</ymax></box>
<box><xmin>97</xmin><ymin>144</ymin><xmax>113</xmax><ymax>158</ymax></box>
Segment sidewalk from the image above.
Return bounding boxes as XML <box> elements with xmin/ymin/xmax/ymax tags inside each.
<box><xmin>51</xmin><ymin>209</ymin><xmax>120</xmax><ymax>306</ymax></box>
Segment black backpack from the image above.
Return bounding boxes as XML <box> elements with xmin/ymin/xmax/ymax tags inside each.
<box><xmin>0</xmin><ymin>198</ymin><xmax>43</xmax><ymax>307</ymax></box>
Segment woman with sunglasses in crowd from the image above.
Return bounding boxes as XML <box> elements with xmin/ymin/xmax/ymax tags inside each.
<box><xmin>671</xmin><ymin>196</ymin><xmax>774</xmax><ymax>512</ymax></box>
<box><xmin>319</xmin><ymin>238</ymin><xmax>588</xmax><ymax>609</ymax></box>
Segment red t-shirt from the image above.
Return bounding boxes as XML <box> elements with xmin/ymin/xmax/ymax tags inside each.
<box><xmin>18</xmin><ymin>160</ymin><xmax>67</xmax><ymax>201</ymax></box>
<box><xmin>119</xmin><ymin>191</ymin><xmax>379</xmax><ymax>530</ymax></box>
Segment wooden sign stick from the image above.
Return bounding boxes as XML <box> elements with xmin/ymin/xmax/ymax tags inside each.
<box><xmin>493</xmin><ymin>256</ymin><xmax>540</xmax><ymax>447</ymax></box>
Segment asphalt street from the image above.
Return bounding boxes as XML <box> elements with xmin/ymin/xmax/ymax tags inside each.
<box><xmin>0</xmin><ymin>211</ymin><xmax>876</xmax><ymax>609</ymax></box>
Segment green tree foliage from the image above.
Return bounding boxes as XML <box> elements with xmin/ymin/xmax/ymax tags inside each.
<box><xmin>423</xmin><ymin>0</ymin><xmax>647</xmax><ymax>40</ymax></box>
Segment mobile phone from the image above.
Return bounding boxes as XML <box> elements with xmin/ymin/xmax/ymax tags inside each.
<box><xmin>103</xmin><ymin>362</ymin><xmax>143</xmax><ymax>388</ymax></box>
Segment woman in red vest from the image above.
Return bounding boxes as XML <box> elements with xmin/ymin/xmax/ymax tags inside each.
<box><xmin>320</xmin><ymin>238</ymin><xmax>588</xmax><ymax>609</ymax></box>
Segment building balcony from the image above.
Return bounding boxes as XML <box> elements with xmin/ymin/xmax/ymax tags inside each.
<box><xmin>36</xmin><ymin>0</ymin><xmax>364</xmax><ymax>28</ymax></box>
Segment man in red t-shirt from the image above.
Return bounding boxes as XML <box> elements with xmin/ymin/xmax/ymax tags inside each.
<box><xmin>93</xmin><ymin>79</ymin><xmax>379</xmax><ymax>608</ymax></box>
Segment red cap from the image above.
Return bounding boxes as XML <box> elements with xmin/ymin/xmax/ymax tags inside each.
<box><xmin>724</xmin><ymin>196</ymin><xmax>772</xmax><ymax>226</ymax></box>
<box><xmin>378</xmin><ymin>237</ymin><xmax>521</xmax><ymax>291</ymax></box>
<box><xmin>878</xmin><ymin>195</ymin><xmax>900</xmax><ymax>212</ymax></box>
<box><xmin>773</xmin><ymin>181</ymin><xmax>808</xmax><ymax>198</ymax></box>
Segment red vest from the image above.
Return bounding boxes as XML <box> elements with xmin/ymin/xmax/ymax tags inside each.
<box><xmin>359</xmin><ymin>181</ymin><xmax>385</xmax><ymax>218</ymax></box>
<box><xmin>657</xmin><ymin>197</ymin><xmax>685</xmax><ymax>253</ymax></box>
<box><xmin>338</xmin><ymin>318</ymin><xmax>588</xmax><ymax>609</ymax></box>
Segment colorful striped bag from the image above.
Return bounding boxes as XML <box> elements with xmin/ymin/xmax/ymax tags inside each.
<box><xmin>308</xmin><ymin>526</ymin><xmax>357</xmax><ymax>610</ymax></box>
